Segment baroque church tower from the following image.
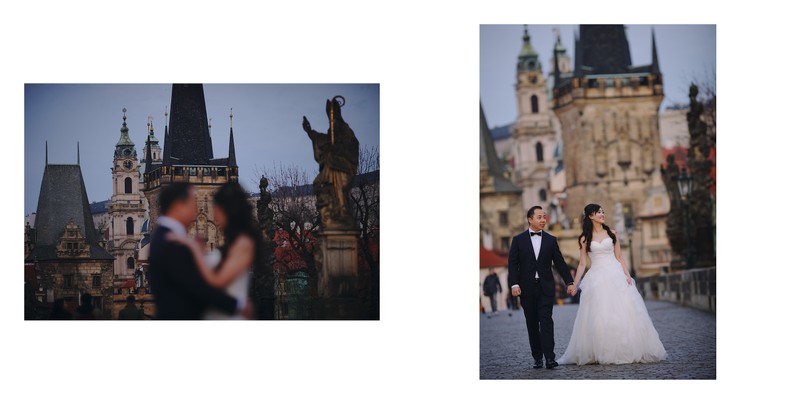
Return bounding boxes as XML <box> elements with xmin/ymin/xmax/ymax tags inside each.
<box><xmin>512</xmin><ymin>26</ymin><xmax>560</xmax><ymax>209</ymax></box>
<box><xmin>109</xmin><ymin>109</ymin><xmax>147</xmax><ymax>280</ymax></box>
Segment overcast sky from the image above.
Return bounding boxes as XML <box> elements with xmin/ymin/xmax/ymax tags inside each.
<box><xmin>24</xmin><ymin>84</ymin><xmax>379</xmax><ymax>214</ymax></box>
<box><xmin>480</xmin><ymin>24</ymin><xmax>716</xmax><ymax>129</ymax></box>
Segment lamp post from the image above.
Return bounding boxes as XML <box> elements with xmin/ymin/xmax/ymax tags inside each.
<box><xmin>676</xmin><ymin>167</ymin><xmax>694</xmax><ymax>269</ymax></box>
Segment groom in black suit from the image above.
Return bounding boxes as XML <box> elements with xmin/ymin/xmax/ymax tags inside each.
<box><xmin>149</xmin><ymin>182</ymin><xmax>249</xmax><ymax>320</ymax></box>
<box><xmin>508</xmin><ymin>206</ymin><xmax>575</xmax><ymax>369</ymax></box>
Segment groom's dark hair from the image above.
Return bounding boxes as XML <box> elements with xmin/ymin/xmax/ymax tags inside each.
<box><xmin>159</xmin><ymin>182</ymin><xmax>193</xmax><ymax>215</ymax></box>
<box><xmin>527</xmin><ymin>206</ymin><xmax>544</xmax><ymax>218</ymax></box>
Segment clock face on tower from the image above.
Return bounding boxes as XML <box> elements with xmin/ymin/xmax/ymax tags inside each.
<box><xmin>123</xmin><ymin>160</ymin><xmax>133</xmax><ymax>170</ymax></box>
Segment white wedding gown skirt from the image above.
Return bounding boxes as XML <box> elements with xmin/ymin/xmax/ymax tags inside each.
<box><xmin>202</xmin><ymin>249</ymin><xmax>250</xmax><ymax>320</ymax></box>
<box><xmin>557</xmin><ymin>238</ymin><xmax>666</xmax><ymax>365</ymax></box>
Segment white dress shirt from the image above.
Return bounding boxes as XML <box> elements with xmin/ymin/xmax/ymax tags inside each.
<box><xmin>512</xmin><ymin>227</ymin><xmax>544</xmax><ymax>290</ymax></box>
<box><xmin>156</xmin><ymin>216</ymin><xmax>187</xmax><ymax>237</ymax></box>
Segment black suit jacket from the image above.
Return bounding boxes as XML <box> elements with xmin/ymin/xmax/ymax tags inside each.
<box><xmin>149</xmin><ymin>225</ymin><xmax>238</xmax><ymax>319</ymax></box>
<box><xmin>507</xmin><ymin>230</ymin><xmax>574</xmax><ymax>297</ymax></box>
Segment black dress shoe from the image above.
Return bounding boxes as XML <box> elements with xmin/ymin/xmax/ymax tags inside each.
<box><xmin>533</xmin><ymin>359</ymin><xmax>544</xmax><ymax>369</ymax></box>
<box><xmin>545</xmin><ymin>359</ymin><xmax>558</xmax><ymax>369</ymax></box>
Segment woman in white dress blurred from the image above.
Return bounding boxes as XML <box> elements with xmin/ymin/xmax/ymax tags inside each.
<box><xmin>169</xmin><ymin>182</ymin><xmax>261</xmax><ymax>320</ymax></box>
<box><xmin>557</xmin><ymin>203</ymin><xmax>667</xmax><ymax>365</ymax></box>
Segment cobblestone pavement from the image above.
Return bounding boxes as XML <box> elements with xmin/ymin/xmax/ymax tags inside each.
<box><xmin>480</xmin><ymin>300</ymin><xmax>715</xmax><ymax>379</ymax></box>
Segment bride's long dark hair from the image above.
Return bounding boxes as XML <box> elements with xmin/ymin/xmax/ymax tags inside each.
<box><xmin>213</xmin><ymin>182</ymin><xmax>263</xmax><ymax>267</ymax></box>
<box><xmin>579</xmin><ymin>203</ymin><xmax>616</xmax><ymax>252</ymax></box>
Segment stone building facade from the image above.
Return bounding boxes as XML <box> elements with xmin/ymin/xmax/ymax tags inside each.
<box><xmin>142</xmin><ymin>84</ymin><xmax>239</xmax><ymax>251</ymax></box>
<box><xmin>550</xmin><ymin>25</ymin><xmax>670</xmax><ymax>277</ymax></box>
<box><xmin>25</xmin><ymin>160</ymin><xmax>115</xmax><ymax>318</ymax></box>
<box><xmin>480</xmin><ymin>104</ymin><xmax>524</xmax><ymax>252</ymax></box>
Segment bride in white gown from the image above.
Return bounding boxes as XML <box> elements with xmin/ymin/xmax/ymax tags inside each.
<box><xmin>169</xmin><ymin>182</ymin><xmax>259</xmax><ymax>320</ymax></box>
<box><xmin>557</xmin><ymin>203</ymin><xmax>666</xmax><ymax>365</ymax></box>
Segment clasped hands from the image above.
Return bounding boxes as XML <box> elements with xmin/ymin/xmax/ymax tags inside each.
<box><xmin>566</xmin><ymin>284</ymin><xmax>577</xmax><ymax>296</ymax></box>
<box><xmin>511</xmin><ymin>284</ymin><xmax>579</xmax><ymax>297</ymax></box>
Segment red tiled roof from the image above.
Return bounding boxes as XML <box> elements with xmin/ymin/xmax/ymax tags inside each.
<box><xmin>480</xmin><ymin>246</ymin><xmax>507</xmax><ymax>268</ymax></box>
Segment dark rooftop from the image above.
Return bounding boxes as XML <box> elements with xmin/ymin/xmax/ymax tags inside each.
<box><xmin>164</xmin><ymin>84</ymin><xmax>215</xmax><ymax>166</ymax></box>
<box><xmin>575</xmin><ymin>25</ymin><xmax>632</xmax><ymax>76</ymax></box>
<box><xmin>90</xmin><ymin>200</ymin><xmax>109</xmax><ymax>215</ymax></box>
<box><xmin>28</xmin><ymin>165</ymin><xmax>113</xmax><ymax>261</ymax></box>
<box><xmin>490</xmin><ymin>123</ymin><xmax>513</xmax><ymax>141</ymax></box>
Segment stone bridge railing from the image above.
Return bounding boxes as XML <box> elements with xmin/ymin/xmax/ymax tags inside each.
<box><xmin>636</xmin><ymin>267</ymin><xmax>716</xmax><ymax>313</ymax></box>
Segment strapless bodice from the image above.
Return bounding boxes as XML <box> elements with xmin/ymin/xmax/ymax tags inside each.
<box><xmin>588</xmin><ymin>237</ymin><xmax>617</xmax><ymax>265</ymax></box>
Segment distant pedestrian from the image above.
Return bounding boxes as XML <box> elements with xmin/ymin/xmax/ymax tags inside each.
<box><xmin>48</xmin><ymin>298</ymin><xmax>73</xmax><ymax>320</ymax></box>
<box><xmin>483</xmin><ymin>268</ymin><xmax>502</xmax><ymax>317</ymax></box>
<box><xmin>118</xmin><ymin>295</ymin><xmax>144</xmax><ymax>320</ymax></box>
<box><xmin>74</xmin><ymin>293</ymin><xmax>99</xmax><ymax>320</ymax></box>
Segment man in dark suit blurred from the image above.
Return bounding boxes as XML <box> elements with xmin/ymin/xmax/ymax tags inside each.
<box><xmin>508</xmin><ymin>206</ymin><xmax>575</xmax><ymax>369</ymax></box>
<box><xmin>149</xmin><ymin>182</ymin><xmax>250</xmax><ymax>320</ymax></box>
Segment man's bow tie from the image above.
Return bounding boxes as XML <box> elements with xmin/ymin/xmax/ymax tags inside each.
<box><xmin>530</xmin><ymin>231</ymin><xmax>542</xmax><ymax>237</ymax></box>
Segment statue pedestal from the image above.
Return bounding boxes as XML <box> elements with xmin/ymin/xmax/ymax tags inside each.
<box><xmin>315</xmin><ymin>228</ymin><xmax>363</xmax><ymax>319</ymax></box>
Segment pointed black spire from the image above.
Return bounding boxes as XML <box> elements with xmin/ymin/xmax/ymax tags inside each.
<box><xmin>553</xmin><ymin>33</ymin><xmax>561</xmax><ymax>85</ymax></box>
<box><xmin>577</xmin><ymin>25</ymin><xmax>632</xmax><ymax>75</ymax></box>
<box><xmin>651</xmin><ymin>27</ymin><xmax>661</xmax><ymax>75</ymax></box>
<box><xmin>30</xmin><ymin>163</ymin><xmax>113</xmax><ymax>261</ymax></box>
<box><xmin>145</xmin><ymin>133</ymin><xmax>152</xmax><ymax>174</ymax></box>
<box><xmin>165</xmin><ymin>84</ymin><xmax>214</xmax><ymax>165</ymax></box>
<box><xmin>77</xmin><ymin>142</ymin><xmax>80</xmax><ymax>165</ymax></box>
<box><xmin>45</xmin><ymin>141</ymin><xmax>48</xmax><ymax>165</ymax></box>
<box><xmin>163</xmin><ymin>108</ymin><xmax>170</xmax><ymax>166</ymax></box>
<box><xmin>480</xmin><ymin>103</ymin><xmax>503</xmax><ymax>177</ymax></box>
<box><xmin>228</xmin><ymin>108</ymin><xmax>237</xmax><ymax>167</ymax></box>
<box><xmin>574</xmin><ymin>29</ymin><xmax>583</xmax><ymax>77</ymax></box>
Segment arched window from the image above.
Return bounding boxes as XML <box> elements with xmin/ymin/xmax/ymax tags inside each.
<box><xmin>539</xmin><ymin>189</ymin><xmax>547</xmax><ymax>202</ymax></box>
<box><xmin>126</xmin><ymin>217</ymin><xmax>134</xmax><ymax>235</ymax></box>
<box><xmin>127</xmin><ymin>257</ymin><xmax>135</xmax><ymax>269</ymax></box>
<box><xmin>536</xmin><ymin>142</ymin><xmax>544</xmax><ymax>162</ymax></box>
<box><xmin>531</xmin><ymin>95</ymin><xmax>539</xmax><ymax>113</ymax></box>
<box><xmin>124</xmin><ymin>177</ymin><xmax>132</xmax><ymax>194</ymax></box>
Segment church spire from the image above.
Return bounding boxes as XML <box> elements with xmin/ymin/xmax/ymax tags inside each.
<box><xmin>651</xmin><ymin>27</ymin><xmax>661</xmax><ymax>75</ymax></box>
<box><xmin>575</xmin><ymin>25</ymin><xmax>632</xmax><ymax>75</ymax></box>
<box><xmin>145</xmin><ymin>118</ymin><xmax>153</xmax><ymax>173</ymax></box>
<box><xmin>145</xmin><ymin>135</ymin><xmax>152</xmax><ymax>173</ymax></box>
<box><xmin>165</xmin><ymin>84</ymin><xmax>214</xmax><ymax>165</ymax></box>
<box><xmin>228</xmin><ymin>108</ymin><xmax>237</xmax><ymax>167</ymax></box>
<box><xmin>77</xmin><ymin>142</ymin><xmax>80</xmax><ymax>165</ymax></box>
<box><xmin>45</xmin><ymin>141</ymin><xmax>48</xmax><ymax>165</ymax></box>
<box><xmin>517</xmin><ymin>25</ymin><xmax>541</xmax><ymax>73</ymax></box>
<box><xmin>553</xmin><ymin>31</ymin><xmax>561</xmax><ymax>84</ymax></box>
<box><xmin>574</xmin><ymin>28</ymin><xmax>583</xmax><ymax>77</ymax></box>
<box><xmin>162</xmin><ymin>108</ymin><xmax>171</xmax><ymax>166</ymax></box>
<box><xmin>115</xmin><ymin>108</ymin><xmax>136</xmax><ymax>159</ymax></box>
